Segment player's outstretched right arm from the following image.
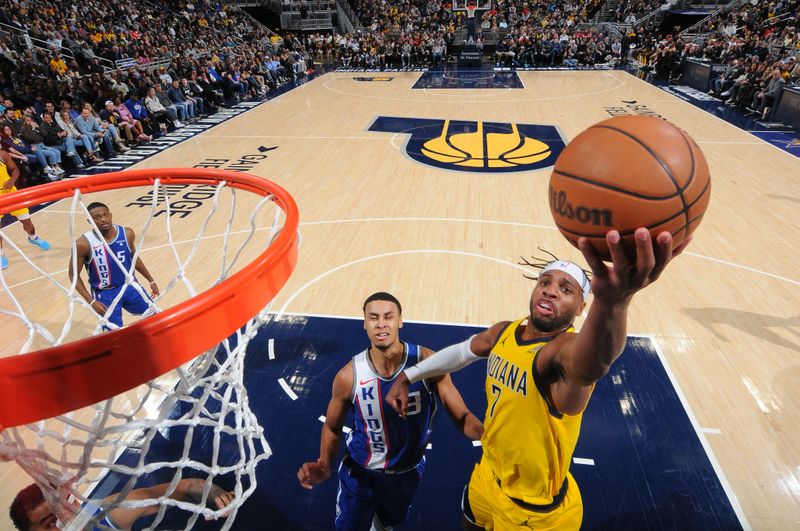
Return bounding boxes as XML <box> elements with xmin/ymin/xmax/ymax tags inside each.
<box><xmin>385</xmin><ymin>322</ymin><xmax>509</xmax><ymax>417</ymax></box>
<box><xmin>104</xmin><ymin>478</ymin><xmax>235</xmax><ymax>529</ymax></box>
<box><xmin>297</xmin><ymin>362</ymin><xmax>353</xmax><ymax>489</ymax></box>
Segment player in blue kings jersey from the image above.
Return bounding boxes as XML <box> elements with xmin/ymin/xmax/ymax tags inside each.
<box><xmin>297</xmin><ymin>292</ymin><xmax>484</xmax><ymax>530</ymax></box>
<box><xmin>68</xmin><ymin>202</ymin><xmax>159</xmax><ymax>330</ymax></box>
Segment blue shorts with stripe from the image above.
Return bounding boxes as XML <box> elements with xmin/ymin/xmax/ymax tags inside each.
<box><xmin>93</xmin><ymin>283</ymin><xmax>152</xmax><ymax>329</ymax></box>
<box><xmin>335</xmin><ymin>454</ymin><xmax>425</xmax><ymax>530</ymax></box>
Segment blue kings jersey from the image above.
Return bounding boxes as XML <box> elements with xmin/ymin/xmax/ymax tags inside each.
<box><xmin>84</xmin><ymin>225</ymin><xmax>133</xmax><ymax>290</ymax></box>
<box><xmin>346</xmin><ymin>343</ymin><xmax>438</xmax><ymax>472</ymax></box>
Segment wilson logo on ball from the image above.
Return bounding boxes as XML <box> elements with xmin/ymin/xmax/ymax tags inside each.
<box><xmin>549</xmin><ymin>186</ymin><xmax>613</xmax><ymax>227</ymax></box>
<box><xmin>549</xmin><ymin>115</ymin><xmax>711</xmax><ymax>261</ymax></box>
<box><xmin>369</xmin><ymin>116</ymin><xmax>566</xmax><ymax>173</ymax></box>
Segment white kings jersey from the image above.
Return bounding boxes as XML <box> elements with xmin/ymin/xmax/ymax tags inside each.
<box><xmin>345</xmin><ymin>343</ymin><xmax>438</xmax><ymax>472</ymax></box>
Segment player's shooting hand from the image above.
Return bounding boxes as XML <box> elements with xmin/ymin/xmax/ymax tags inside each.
<box><xmin>90</xmin><ymin>300</ymin><xmax>108</xmax><ymax>315</ymax></box>
<box><xmin>578</xmin><ymin>228</ymin><xmax>691</xmax><ymax>305</ymax></box>
<box><xmin>149</xmin><ymin>281</ymin><xmax>160</xmax><ymax>297</ymax></box>
<box><xmin>385</xmin><ymin>372</ymin><xmax>411</xmax><ymax>418</ymax></box>
<box><xmin>2</xmin><ymin>180</ymin><xmax>14</xmax><ymax>191</ymax></box>
<box><xmin>297</xmin><ymin>459</ymin><xmax>331</xmax><ymax>489</ymax></box>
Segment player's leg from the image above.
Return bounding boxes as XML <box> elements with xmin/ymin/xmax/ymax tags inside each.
<box><xmin>120</xmin><ymin>283</ymin><xmax>155</xmax><ymax>319</ymax></box>
<box><xmin>94</xmin><ymin>288</ymin><xmax>125</xmax><ymax>330</ymax></box>
<box><xmin>335</xmin><ymin>457</ymin><xmax>378</xmax><ymax>531</ymax></box>
<box><xmin>461</xmin><ymin>484</ymin><xmax>486</xmax><ymax>530</ymax></box>
<box><xmin>462</xmin><ymin>462</ymin><xmax>493</xmax><ymax>530</ymax></box>
<box><xmin>15</xmin><ymin>209</ymin><xmax>52</xmax><ymax>251</ymax></box>
<box><xmin>373</xmin><ymin>467</ymin><xmax>421</xmax><ymax>530</ymax></box>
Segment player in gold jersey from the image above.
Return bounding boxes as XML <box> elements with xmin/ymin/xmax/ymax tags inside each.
<box><xmin>387</xmin><ymin>228</ymin><xmax>690</xmax><ymax>530</ymax></box>
<box><xmin>0</xmin><ymin>150</ymin><xmax>52</xmax><ymax>270</ymax></box>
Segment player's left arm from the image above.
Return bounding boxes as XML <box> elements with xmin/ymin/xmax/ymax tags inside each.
<box><xmin>103</xmin><ymin>478</ymin><xmax>234</xmax><ymax>528</ymax></box>
<box><xmin>542</xmin><ymin>229</ymin><xmax>690</xmax><ymax>415</ymax></box>
<box><xmin>125</xmin><ymin>226</ymin><xmax>159</xmax><ymax>297</ymax></box>
<box><xmin>421</xmin><ymin>347</ymin><xmax>484</xmax><ymax>441</ymax></box>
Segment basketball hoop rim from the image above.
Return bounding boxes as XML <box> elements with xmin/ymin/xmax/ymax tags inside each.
<box><xmin>0</xmin><ymin>169</ymin><xmax>299</xmax><ymax>430</ymax></box>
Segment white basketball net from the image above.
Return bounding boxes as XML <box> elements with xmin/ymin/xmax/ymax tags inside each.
<box><xmin>0</xmin><ymin>178</ymin><xmax>292</xmax><ymax>530</ymax></box>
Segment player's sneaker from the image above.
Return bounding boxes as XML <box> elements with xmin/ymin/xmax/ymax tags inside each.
<box><xmin>1</xmin><ymin>255</ymin><xmax>7</xmax><ymax>270</ymax></box>
<box><xmin>28</xmin><ymin>237</ymin><xmax>52</xmax><ymax>251</ymax></box>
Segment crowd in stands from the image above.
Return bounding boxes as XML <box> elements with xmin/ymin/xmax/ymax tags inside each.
<box><xmin>633</xmin><ymin>0</ymin><xmax>799</xmax><ymax>119</ymax></box>
<box><xmin>293</xmin><ymin>0</ymin><xmax>624</xmax><ymax>69</ymax></box>
<box><xmin>305</xmin><ymin>0</ymin><xmax>453</xmax><ymax>69</ymax></box>
<box><xmin>337</xmin><ymin>0</ymin><xmax>631</xmax><ymax>69</ymax></box>
<box><xmin>0</xmin><ymin>0</ymin><xmax>798</xmax><ymax>186</ymax></box>
<box><xmin>301</xmin><ymin>30</ymin><xmax>450</xmax><ymax>69</ymax></box>
<box><xmin>612</xmin><ymin>0</ymin><xmax>675</xmax><ymax>25</ymax></box>
<box><xmin>0</xmin><ymin>0</ymin><xmax>314</xmax><ymax>184</ymax></box>
<box><xmin>478</xmin><ymin>0</ymin><xmax>625</xmax><ymax>67</ymax></box>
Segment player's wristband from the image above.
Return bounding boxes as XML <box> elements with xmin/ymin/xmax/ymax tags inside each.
<box><xmin>404</xmin><ymin>336</ymin><xmax>480</xmax><ymax>384</ymax></box>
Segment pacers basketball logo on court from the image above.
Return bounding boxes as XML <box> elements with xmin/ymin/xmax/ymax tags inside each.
<box><xmin>368</xmin><ymin>116</ymin><xmax>566</xmax><ymax>173</ymax></box>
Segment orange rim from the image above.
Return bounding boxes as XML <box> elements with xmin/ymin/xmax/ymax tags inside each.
<box><xmin>0</xmin><ymin>169</ymin><xmax>299</xmax><ymax>430</ymax></box>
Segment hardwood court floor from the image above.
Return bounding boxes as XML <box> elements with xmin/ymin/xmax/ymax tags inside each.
<box><xmin>1</xmin><ymin>70</ymin><xmax>798</xmax><ymax>529</ymax></box>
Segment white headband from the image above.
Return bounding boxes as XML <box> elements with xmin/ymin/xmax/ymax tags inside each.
<box><xmin>541</xmin><ymin>260</ymin><xmax>591</xmax><ymax>300</ymax></box>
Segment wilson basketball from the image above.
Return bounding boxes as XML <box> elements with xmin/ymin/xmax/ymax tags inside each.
<box><xmin>549</xmin><ymin>115</ymin><xmax>711</xmax><ymax>261</ymax></box>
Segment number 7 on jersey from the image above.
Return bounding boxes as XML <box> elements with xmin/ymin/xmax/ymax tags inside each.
<box><xmin>489</xmin><ymin>384</ymin><xmax>501</xmax><ymax>417</ymax></box>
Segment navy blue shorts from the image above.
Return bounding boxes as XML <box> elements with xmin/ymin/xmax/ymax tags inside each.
<box><xmin>335</xmin><ymin>455</ymin><xmax>423</xmax><ymax>530</ymax></box>
<box><xmin>93</xmin><ymin>284</ymin><xmax>152</xmax><ymax>329</ymax></box>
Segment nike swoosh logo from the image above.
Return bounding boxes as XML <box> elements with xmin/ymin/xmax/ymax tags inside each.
<box><xmin>359</xmin><ymin>378</ymin><xmax>375</xmax><ymax>385</ymax></box>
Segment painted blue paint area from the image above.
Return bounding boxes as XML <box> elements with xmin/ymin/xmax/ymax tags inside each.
<box><xmin>651</xmin><ymin>81</ymin><xmax>800</xmax><ymax>159</ymax></box>
<box><xmin>413</xmin><ymin>70</ymin><xmax>524</xmax><ymax>89</ymax></box>
<box><xmin>91</xmin><ymin>316</ymin><xmax>740</xmax><ymax>529</ymax></box>
<box><xmin>573</xmin><ymin>336</ymin><xmax>739</xmax><ymax>530</ymax></box>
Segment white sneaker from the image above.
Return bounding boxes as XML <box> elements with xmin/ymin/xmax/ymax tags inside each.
<box><xmin>175</xmin><ymin>121</ymin><xmax>185</xmax><ymax>128</ymax></box>
<box><xmin>117</xmin><ymin>143</ymin><xmax>130</xmax><ymax>152</ymax></box>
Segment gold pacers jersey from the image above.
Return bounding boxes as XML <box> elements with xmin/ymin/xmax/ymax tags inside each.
<box><xmin>481</xmin><ymin>317</ymin><xmax>587</xmax><ymax>506</ymax></box>
<box><xmin>0</xmin><ymin>157</ymin><xmax>11</xmax><ymax>189</ymax></box>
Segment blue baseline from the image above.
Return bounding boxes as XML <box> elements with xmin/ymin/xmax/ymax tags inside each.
<box><xmin>94</xmin><ymin>315</ymin><xmax>740</xmax><ymax>530</ymax></box>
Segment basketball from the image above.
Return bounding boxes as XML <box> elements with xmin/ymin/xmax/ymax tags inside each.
<box><xmin>549</xmin><ymin>115</ymin><xmax>711</xmax><ymax>261</ymax></box>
